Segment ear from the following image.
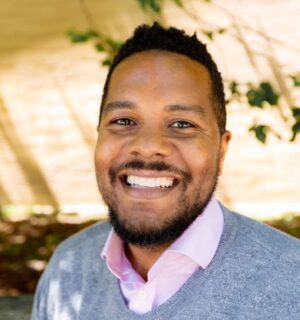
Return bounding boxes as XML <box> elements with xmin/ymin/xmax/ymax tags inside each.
<box><xmin>218</xmin><ymin>130</ymin><xmax>231</xmax><ymax>176</ymax></box>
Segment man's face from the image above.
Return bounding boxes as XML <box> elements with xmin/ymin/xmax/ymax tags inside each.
<box><xmin>95</xmin><ymin>50</ymin><xmax>230</xmax><ymax>247</ymax></box>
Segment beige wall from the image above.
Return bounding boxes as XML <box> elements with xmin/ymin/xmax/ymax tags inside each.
<box><xmin>0</xmin><ymin>0</ymin><xmax>299</xmax><ymax>218</ymax></box>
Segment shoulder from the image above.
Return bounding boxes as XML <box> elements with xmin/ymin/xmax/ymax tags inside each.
<box><xmin>56</xmin><ymin>219</ymin><xmax>111</xmax><ymax>250</ymax></box>
<box><xmin>232</xmin><ymin>208</ymin><xmax>300</xmax><ymax>259</ymax></box>
<box><xmin>221</xmin><ymin>205</ymin><xmax>300</xmax><ymax>276</ymax></box>
<box><xmin>53</xmin><ymin>219</ymin><xmax>111</xmax><ymax>259</ymax></box>
<box><xmin>40</xmin><ymin>220</ymin><xmax>111</xmax><ymax>278</ymax></box>
<box><xmin>216</xmin><ymin>206</ymin><xmax>300</xmax><ymax>313</ymax></box>
<box><xmin>31</xmin><ymin>221</ymin><xmax>112</xmax><ymax>319</ymax></box>
<box><xmin>34</xmin><ymin>220</ymin><xmax>111</xmax><ymax>297</ymax></box>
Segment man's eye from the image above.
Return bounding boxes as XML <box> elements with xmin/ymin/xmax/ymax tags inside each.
<box><xmin>171</xmin><ymin>121</ymin><xmax>194</xmax><ymax>128</ymax></box>
<box><xmin>113</xmin><ymin>118</ymin><xmax>135</xmax><ymax>126</ymax></box>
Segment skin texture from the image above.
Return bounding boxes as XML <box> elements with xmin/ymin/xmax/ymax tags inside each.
<box><xmin>94</xmin><ymin>50</ymin><xmax>231</xmax><ymax>278</ymax></box>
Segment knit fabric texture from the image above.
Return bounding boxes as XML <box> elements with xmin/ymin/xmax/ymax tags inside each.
<box><xmin>31</xmin><ymin>206</ymin><xmax>300</xmax><ymax>320</ymax></box>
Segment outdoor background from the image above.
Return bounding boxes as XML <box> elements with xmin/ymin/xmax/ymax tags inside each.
<box><xmin>0</xmin><ymin>0</ymin><xmax>300</xmax><ymax>297</ymax></box>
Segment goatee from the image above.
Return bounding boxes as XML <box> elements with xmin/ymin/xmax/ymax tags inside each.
<box><xmin>106</xmin><ymin>159</ymin><xmax>218</xmax><ymax>248</ymax></box>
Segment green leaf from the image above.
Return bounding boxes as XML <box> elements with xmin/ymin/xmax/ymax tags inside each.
<box><xmin>292</xmin><ymin>107</ymin><xmax>300</xmax><ymax>119</ymax></box>
<box><xmin>259</xmin><ymin>82</ymin><xmax>278</xmax><ymax>106</ymax></box>
<box><xmin>246</xmin><ymin>82</ymin><xmax>278</xmax><ymax>108</ymax></box>
<box><xmin>229</xmin><ymin>81</ymin><xmax>239</xmax><ymax>95</ymax></box>
<box><xmin>290</xmin><ymin>120</ymin><xmax>300</xmax><ymax>142</ymax></box>
<box><xmin>66</xmin><ymin>29</ymin><xmax>99</xmax><ymax>43</ymax></box>
<box><xmin>85</xmin><ymin>30</ymin><xmax>99</xmax><ymax>38</ymax></box>
<box><xmin>102</xmin><ymin>58</ymin><xmax>112</xmax><ymax>67</ymax></box>
<box><xmin>249</xmin><ymin>125</ymin><xmax>268</xmax><ymax>144</ymax></box>
<box><xmin>66</xmin><ymin>29</ymin><xmax>89</xmax><ymax>43</ymax></box>
<box><xmin>218</xmin><ymin>28</ymin><xmax>226</xmax><ymax>34</ymax></box>
<box><xmin>106</xmin><ymin>38</ymin><xmax>123</xmax><ymax>51</ymax></box>
<box><xmin>150</xmin><ymin>0</ymin><xmax>161</xmax><ymax>12</ymax></box>
<box><xmin>246</xmin><ymin>88</ymin><xmax>264</xmax><ymax>108</ymax></box>
<box><xmin>137</xmin><ymin>0</ymin><xmax>161</xmax><ymax>13</ymax></box>
<box><xmin>172</xmin><ymin>0</ymin><xmax>183</xmax><ymax>7</ymax></box>
<box><xmin>203</xmin><ymin>28</ymin><xmax>226</xmax><ymax>41</ymax></box>
<box><xmin>203</xmin><ymin>30</ymin><xmax>214</xmax><ymax>40</ymax></box>
<box><xmin>137</xmin><ymin>0</ymin><xmax>147</xmax><ymax>8</ymax></box>
<box><xmin>95</xmin><ymin>43</ymin><xmax>105</xmax><ymax>52</ymax></box>
<box><xmin>290</xmin><ymin>75</ymin><xmax>300</xmax><ymax>87</ymax></box>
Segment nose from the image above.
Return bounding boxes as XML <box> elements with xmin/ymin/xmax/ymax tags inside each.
<box><xmin>127</xmin><ymin>127</ymin><xmax>173</xmax><ymax>159</ymax></box>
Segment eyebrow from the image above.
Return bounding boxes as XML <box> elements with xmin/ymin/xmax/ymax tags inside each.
<box><xmin>102</xmin><ymin>100</ymin><xmax>137</xmax><ymax>116</ymax></box>
<box><xmin>102</xmin><ymin>101</ymin><xmax>206</xmax><ymax>118</ymax></box>
<box><xmin>165</xmin><ymin>103</ymin><xmax>207</xmax><ymax>118</ymax></box>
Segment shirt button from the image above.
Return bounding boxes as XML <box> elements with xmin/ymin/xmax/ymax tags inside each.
<box><xmin>138</xmin><ymin>289</ymin><xmax>147</xmax><ymax>298</ymax></box>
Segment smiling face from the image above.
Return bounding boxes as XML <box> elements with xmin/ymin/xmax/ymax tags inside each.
<box><xmin>95</xmin><ymin>50</ymin><xmax>231</xmax><ymax>247</ymax></box>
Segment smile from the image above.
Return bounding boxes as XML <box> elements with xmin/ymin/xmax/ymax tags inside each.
<box><xmin>125</xmin><ymin>175</ymin><xmax>174</xmax><ymax>188</ymax></box>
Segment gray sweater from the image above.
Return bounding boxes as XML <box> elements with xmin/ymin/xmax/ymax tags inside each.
<box><xmin>31</xmin><ymin>206</ymin><xmax>300</xmax><ymax>319</ymax></box>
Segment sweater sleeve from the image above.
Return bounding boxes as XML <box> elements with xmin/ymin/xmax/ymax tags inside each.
<box><xmin>31</xmin><ymin>243</ymin><xmax>62</xmax><ymax>320</ymax></box>
<box><xmin>31</xmin><ymin>267</ymin><xmax>50</xmax><ymax>320</ymax></box>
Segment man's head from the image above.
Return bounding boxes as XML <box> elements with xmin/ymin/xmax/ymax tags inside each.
<box><xmin>99</xmin><ymin>23</ymin><xmax>226</xmax><ymax>135</ymax></box>
<box><xmin>95</xmin><ymin>23</ymin><xmax>231</xmax><ymax>248</ymax></box>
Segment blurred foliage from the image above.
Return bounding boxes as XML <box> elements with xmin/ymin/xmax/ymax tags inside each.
<box><xmin>249</xmin><ymin>124</ymin><xmax>269</xmax><ymax>144</ymax></box>
<box><xmin>267</xmin><ymin>213</ymin><xmax>300</xmax><ymax>239</ymax></box>
<box><xmin>136</xmin><ymin>0</ymin><xmax>188</xmax><ymax>12</ymax></box>
<box><xmin>291</xmin><ymin>107</ymin><xmax>300</xmax><ymax>142</ymax></box>
<box><xmin>0</xmin><ymin>213</ymin><xmax>299</xmax><ymax>294</ymax></box>
<box><xmin>290</xmin><ymin>75</ymin><xmax>300</xmax><ymax>87</ymax></box>
<box><xmin>246</xmin><ymin>82</ymin><xmax>279</xmax><ymax>108</ymax></box>
<box><xmin>66</xmin><ymin>29</ymin><xmax>122</xmax><ymax>66</ymax></box>
<box><xmin>0</xmin><ymin>215</ymin><xmax>101</xmax><ymax>295</ymax></box>
<box><xmin>67</xmin><ymin>0</ymin><xmax>300</xmax><ymax>144</ymax></box>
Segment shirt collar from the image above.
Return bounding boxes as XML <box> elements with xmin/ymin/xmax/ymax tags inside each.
<box><xmin>167</xmin><ymin>196</ymin><xmax>224</xmax><ymax>268</ymax></box>
<box><xmin>101</xmin><ymin>195</ymin><xmax>223</xmax><ymax>277</ymax></box>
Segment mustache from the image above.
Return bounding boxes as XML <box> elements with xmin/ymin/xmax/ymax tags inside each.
<box><xmin>109</xmin><ymin>160</ymin><xmax>191</xmax><ymax>183</ymax></box>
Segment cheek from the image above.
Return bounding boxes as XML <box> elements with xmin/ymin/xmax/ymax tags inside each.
<box><xmin>94</xmin><ymin>139</ymin><xmax>113</xmax><ymax>180</ymax></box>
<box><xmin>95</xmin><ymin>137</ymin><xmax>114</xmax><ymax>159</ymax></box>
<box><xmin>95</xmin><ymin>134</ymin><xmax>119</xmax><ymax>163</ymax></box>
<box><xmin>180</xmin><ymin>144</ymin><xmax>219</xmax><ymax>177</ymax></box>
<box><xmin>94</xmin><ymin>135</ymin><xmax>128</xmax><ymax>180</ymax></box>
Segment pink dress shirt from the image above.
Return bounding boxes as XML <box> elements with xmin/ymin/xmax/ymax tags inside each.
<box><xmin>101</xmin><ymin>196</ymin><xmax>224</xmax><ymax>314</ymax></box>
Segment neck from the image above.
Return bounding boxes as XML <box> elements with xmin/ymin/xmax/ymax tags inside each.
<box><xmin>125</xmin><ymin>242</ymin><xmax>171</xmax><ymax>281</ymax></box>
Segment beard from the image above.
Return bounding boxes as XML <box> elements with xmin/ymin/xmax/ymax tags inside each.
<box><xmin>101</xmin><ymin>159</ymin><xmax>219</xmax><ymax>248</ymax></box>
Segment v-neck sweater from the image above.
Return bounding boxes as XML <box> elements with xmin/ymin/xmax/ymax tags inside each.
<box><xmin>31</xmin><ymin>205</ymin><xmax>300</xmax><ymax>320</ymax></box>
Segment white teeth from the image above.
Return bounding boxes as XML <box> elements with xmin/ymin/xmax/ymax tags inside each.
<box><xmin>126</xmin><ymin>175</ymin><xmax>174</xmax><ymax>188</ymax></box>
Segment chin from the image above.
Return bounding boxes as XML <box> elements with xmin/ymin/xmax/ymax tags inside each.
<box><xmin>107</xmin><ymin>189</ymin><xmax>215</xmax><ymax>247</ymax></box>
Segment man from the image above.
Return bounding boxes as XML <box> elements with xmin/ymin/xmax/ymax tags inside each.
<box><xmin>32</xmin><ymin>23</ymin><xmax>300</xmax><ymax>319</ymax></box>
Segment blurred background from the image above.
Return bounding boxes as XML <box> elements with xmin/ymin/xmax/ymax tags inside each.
<box><xmin>0</xmin><ymin>0</ymin><xmax>300</xmax><ymax>297</ymax></box>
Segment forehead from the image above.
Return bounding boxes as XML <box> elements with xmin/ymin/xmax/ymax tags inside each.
<box><xmin>104</xmin><ymin>50</ymin><xmax>214</xmax><ymax>116</ymax></box>
<box><xmin>110</xmin><ymin>50</ymin><xmax>211</xmax><ymax>90</ymax></box>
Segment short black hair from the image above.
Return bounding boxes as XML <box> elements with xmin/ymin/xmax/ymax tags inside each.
<box><xmin>99</xmin><ymin>23</ymin><xmax>226</xmax><ymax>134</ymax></box>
